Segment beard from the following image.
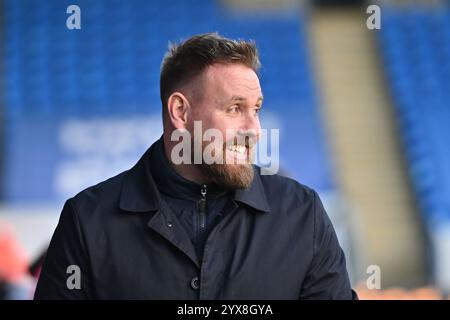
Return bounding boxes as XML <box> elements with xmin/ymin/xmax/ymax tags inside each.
<box><xmin>196</xmin><ymin>139</ymin><xmax>255</xmax><ymax>190</ymax></box>
<box><xmin>199</xmin><ymin>161</ymin><xmax>254</xmax><ymax>190</ymax></box>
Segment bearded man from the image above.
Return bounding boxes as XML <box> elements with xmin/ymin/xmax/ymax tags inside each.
<box><xmin>34</xmin><ymin>33</ymin><xmax>356</xmax><ymax>300</ymax></box>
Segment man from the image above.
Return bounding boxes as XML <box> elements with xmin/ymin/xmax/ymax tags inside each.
<box><xmin>35</xmin><ymin>33</ymin><xmax>357</xmax><ymax>299</ymax></box>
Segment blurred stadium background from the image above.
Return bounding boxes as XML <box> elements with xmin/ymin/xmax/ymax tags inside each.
<box><xmin>0</xmin><ymin>0</ymin><xmax>449</xmax><ymax>299</ymax></box>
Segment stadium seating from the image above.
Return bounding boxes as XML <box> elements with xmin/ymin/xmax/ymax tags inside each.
<box><xmin>379</xmin><ymin>7</ymin><xmax>450</xmax><ymax>227</ymax></box>
<box><xmin>379</xmin><ymin>6</ymin><xmax>450</xmax><ymax>290</ymax></box>
<box><xmin>2</xmin><ymin>0</ymin><xmax>334</xmax><ymax>203</ymax></box>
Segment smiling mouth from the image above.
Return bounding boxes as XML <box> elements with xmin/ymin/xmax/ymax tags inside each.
<box><xmin>225</xmin><ymin>144</ymin><xmax>251</xmax><ymax>164</ymax></box>
<box><xmin>227</xmin><ymin>144</ymin><xmax>247</xmax><ymax>155</ymax></box>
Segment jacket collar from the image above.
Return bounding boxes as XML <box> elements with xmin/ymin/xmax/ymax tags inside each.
<box><xmin>119</xmin><ymin>145</ymin><xmax>161</xmax><ymax>212</ymax></box>
<box><xmin>233</xmin><ymin>166</ymin><xmax>271</xmax><ymax>213</ymax></box>
<box><xmin>119</xmin><ymin>139</ymin><xmax>271</xmax><ymax>213</ymax></box>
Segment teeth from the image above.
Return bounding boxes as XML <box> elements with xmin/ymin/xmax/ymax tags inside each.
<box><xmin>228</xmin><ymin>145</ymin><xmax>246</xmax><ymax>154</ymax></box>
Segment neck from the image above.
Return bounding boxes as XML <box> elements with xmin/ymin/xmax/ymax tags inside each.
<box><xmin>163</xmin><ymin>133</ymin><xmax>210</xmax><ymax>186</ymax></box>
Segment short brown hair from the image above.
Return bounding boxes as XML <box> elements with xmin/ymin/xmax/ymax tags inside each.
<box><xmin>160</xmin><ymin>32</ymin><xmax>261</xmax><ymax>110</ymax></box>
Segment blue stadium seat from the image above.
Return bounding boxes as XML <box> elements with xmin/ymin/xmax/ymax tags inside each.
<box><xmin>379</xmin><ymin>7</ymin><xmax>450</xmax><ymax>227</ymax></box>
<box><xmin>2</xmin><ymin>0</ymin><xmax>334</xmax><ymax>203</ymax></box>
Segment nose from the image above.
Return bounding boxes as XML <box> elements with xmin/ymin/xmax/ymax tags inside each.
<box><xmin>237</xmin><ymin>128</ymin><xmax>259</xmax><ymax>148</ymax></box>
<box><xmin>241</xmin><ymin>111</ymin><xmax>261</xmax><ymax>139</ymax></box>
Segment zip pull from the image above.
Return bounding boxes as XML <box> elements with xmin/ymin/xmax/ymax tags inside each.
<box><xmin>200</xmin><ymin>184</ymin><xmax>207</xmax><ymax>199</ymax></box>
<box><xmin>198</xmin><ymin>184</ymin><xmax>207</xmax><ymax>231</ymax></box>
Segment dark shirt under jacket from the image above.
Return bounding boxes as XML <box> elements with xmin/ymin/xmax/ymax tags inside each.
<box><xmin>151</xmin><ymin>138</ymin><xmax>231</xmax><ymax>261</ymax></box>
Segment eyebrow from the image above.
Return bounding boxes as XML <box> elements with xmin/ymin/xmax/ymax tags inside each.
<box><xmin>230</xmin><ymin>95</ymin><xmax>264</xmax><ymax>104</ymax></box>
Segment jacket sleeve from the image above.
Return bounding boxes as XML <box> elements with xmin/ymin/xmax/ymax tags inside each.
<box><xmin>299</xmin><ymin>191</ymin><xmax>357</xmax><ymax>300</ymax></box>
<box><xmin>34</xmin><ymin>199</ymin><xmax>94</xmax><ymax>299</ymax></box>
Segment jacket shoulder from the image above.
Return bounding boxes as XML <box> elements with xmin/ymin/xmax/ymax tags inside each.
<box><xmin>257</xmin><ymin>168</ymin><xmax>317</xmax><ymax>204</ymax></box>
<box><xmin>68</xmin><ymin>170</ymin><xmax>128</xmax><ymax>216</ymax></box>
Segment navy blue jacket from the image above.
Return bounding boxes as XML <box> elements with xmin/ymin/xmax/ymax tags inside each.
<box><xmin>34</xmin><ymin>139</ymin><xmax>356</xmax><ymax>299</ymax></box>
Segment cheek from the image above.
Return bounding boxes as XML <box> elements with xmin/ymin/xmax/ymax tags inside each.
<box><xmin>256</xmin><ymin>123</ymin><xmax>262</xmax><ymax>139</ymax></box>
<box><xmin>204</xmin><ymin>113</ymin><xmax>234</xmax><ymax>132</ymax></box>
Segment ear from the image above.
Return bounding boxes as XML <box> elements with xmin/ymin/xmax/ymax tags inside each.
<box><xmin>166</xmin><ymin>92</ymin><xmax>190</xmax><ymax>130</ymax></box>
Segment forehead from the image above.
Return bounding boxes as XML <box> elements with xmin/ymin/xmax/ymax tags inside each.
<box><xmin>201</xmin><ymin>63</ymin><xmax>262</xmax><ymax>101</ymax></box>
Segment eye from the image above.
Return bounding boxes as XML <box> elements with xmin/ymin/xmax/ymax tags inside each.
<box><xmin>254</xmin><ymin>106</ymin><xmax>262</xmax><ymax>115</ymax></box>
<box><xmin>228</xmin><ymin>105</ymin><xmax>239</xmax><ymax>114</ymax></box>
